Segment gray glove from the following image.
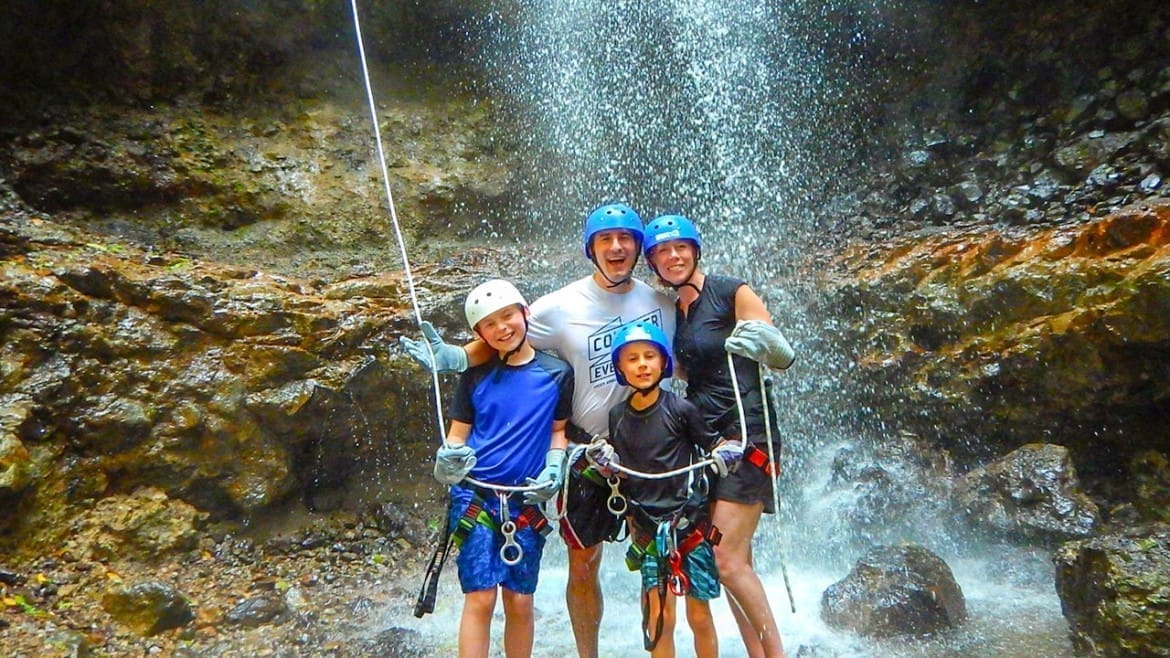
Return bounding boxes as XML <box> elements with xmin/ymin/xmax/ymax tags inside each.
<box><xmin>724</xmin><ymin>320</ymin><xmax>795</xmax><ymax>370</ymax></box>
<box><xmin>524</xmin><ymin>448</ymin><xmax>566</xmax><ymax>505</ymax></box>
<box><xmin>709</xmin><ymin>440</ymin><xmax>744</xmax><ymax>478</ymax></box>
<box><xmin>401</xmin><ymin>321</ymin><xmax>469</xmax><ymax>374</ymax></box>
<box><xmin>584</xmin><ymin>439</ymin><xmax>620</xmax><ymax>478</ymax></box>
<box><xmin>434</xmin><ymin>444</ymin><xmax>476</xmax><ymax>485</ymax></box>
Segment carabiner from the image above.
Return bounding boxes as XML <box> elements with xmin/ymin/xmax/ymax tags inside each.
<box><xmin>497</xmin><ymin>493</ymin><xmax>523</xmax><ymax>566</ymax></box>
<box><xmin>606</xmin><ymin>476</ymin><xmax>627</xmax><ymax>516</ymax></box>
<box><xmin>667</xmin><ymin>550</ymin><xmax>689</xmax><ymax>596</ymax></box>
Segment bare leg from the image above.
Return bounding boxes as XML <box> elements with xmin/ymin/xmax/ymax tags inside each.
<box><xmin>567</xmin><ymin>543</ymin><xmax>604</xmax><ymax>658</ymax></box>
<box><xmin>727</xmin><ymin>588</ymin><xmax>764</xmax><ymax>658</ymax></box>
<box><xmin>459</xmin><ymin>588</ymin><xmax>498</xmax><ymax>658</ymax></box>
<box><xmin>712</xmin><ymin>499</ymin><xmax>787</xmax><ymax>658</ymax></box>
<box><xmin>686</xmin><ymin>597</ymin><xmax>718</xmax><ymax>658</ymax></box>
<box><xmin>501</xmin><ymin>589</ymin><xmax>535</xmax><ymax>658</ymax></box>
<box><xmin>644</xmin><ymin>588</ymin><xmax>678</xmax><ymax>658</ymax></box>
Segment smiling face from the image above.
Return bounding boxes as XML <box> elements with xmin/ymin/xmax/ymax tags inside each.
<box><xmin>473</xmin><ymin>303</ymin><xmax>527</xmax><ymax>353</ymax></box>
<box><xmin>589</xmin><ymin>228</ymin><xmax>640</xmax><ymax>285</ymax></box>
<box><xmin>647</xmin><ymin>238</ymin><xmax>697</xmax><ymax>286</ymax></box>
<box><xmin>616</xmin><ymin>341</ymin><xmax>666</xmax><ymax>390</ymax></box>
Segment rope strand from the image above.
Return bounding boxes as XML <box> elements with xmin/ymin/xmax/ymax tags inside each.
<box><xmin>350</xmin><ymin>0</ymin><xmax>447</xmax><ymax>438</ymax></box>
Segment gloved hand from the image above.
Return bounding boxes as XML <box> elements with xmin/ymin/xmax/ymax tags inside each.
<box><xmin>585</xmin><ymin>439</ymin><xmax>621</xmax><ymax>478</ymax></box>
<box><xmin>724</xmin><ymin>320</ymin><xmax>796</xmax><ymax>370</ymax></box>
<box><xmin>433</xmin><ymin>443</ymin><xmax>476</xmax><ymax>485</ymax></box>
<box><xmin>709</xmin><ymin>440</ymin><xmax>744</xmax><ymax>478</ymax></box>
<box><xmin>401</xmin><ymin>321</ymin><xmax>469</xmax><ymax>374</ymax></box>
<box><xmin>524</xmin><ymin>448</ymin><xmax>566</xmax><ymax>505</ymax></box>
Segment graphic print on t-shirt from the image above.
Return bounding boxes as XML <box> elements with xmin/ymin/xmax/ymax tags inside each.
<box><xmin>585</xmin><ymin>309</ymin><xmax>665</xmax><ymax>386</ymax></box>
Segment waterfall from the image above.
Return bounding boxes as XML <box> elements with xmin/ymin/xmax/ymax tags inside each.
<box><xmin>375</xmin><ymin>2</ymin><xmax>1076</xmax><ymax>655</ymax></box>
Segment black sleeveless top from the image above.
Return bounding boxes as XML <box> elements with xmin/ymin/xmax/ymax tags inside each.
<box><xmin>673</xmin><ymin>274</ymin><xmax>767</xmax><ymax>439</ymax></box>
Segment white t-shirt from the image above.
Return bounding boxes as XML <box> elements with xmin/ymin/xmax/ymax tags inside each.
<box><xmin>527</xmin><ymin>276</ymin><xmax>676</xmax><ymax>438</ymax></box>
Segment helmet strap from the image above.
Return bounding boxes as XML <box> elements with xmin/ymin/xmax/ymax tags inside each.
<box><xmin>629</xmin><ymin>372</ymin><xmax>664</xmax><ymax>398</ymax></box>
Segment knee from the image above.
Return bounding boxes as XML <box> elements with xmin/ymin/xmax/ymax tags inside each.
<box><xmin>567</xmin><ymin>546</ymin><xmax>602</xmax><ymax>582</ymax></box>
<box><xmin>502</xmin><ymin>591</ymin><xmax>534</xmax><ymax>623</ymax></box>
<box><xmin>686</xmin><ymin>607</ymin><xmax>715</xmax><ymax>635</ymax></box>
<box><xmin>714</xmin><ymin>548</ymin><xmax>752</xmax><ymax>581</ymax></box>
<box><xmin>464</xmin><ymin>589</ymin><xmax>497</xmax><ymax>618</ymax></box>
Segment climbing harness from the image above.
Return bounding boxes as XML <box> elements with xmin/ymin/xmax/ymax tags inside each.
<box><xmin>726</xmin><ymin>351</ymin><xmax>797</xmax><ymax>613</ymax></box>
<box><xmin>454</xmin><ymin>484</ymin><xmax>553</xmax><ymax>565</ymax></box>
<box><xmin>624</xmin><ymin>498</ymin><xmax>721</xmax><ymax>651</ymax></box>
<box><xmin>412</xmin><ymin>482</ymin><xmax>552</xmax><ymax>618</ymax></box>
<box><xmin>414</xmin><ymin>497</ymin><xmax>454</xmax><ymax>618</ymax></box>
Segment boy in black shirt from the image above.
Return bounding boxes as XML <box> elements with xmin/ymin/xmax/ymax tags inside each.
<box><xmin>591</xmin><ymin>320</ymin><xmax>742</xmax><ymax>658</ymax></box>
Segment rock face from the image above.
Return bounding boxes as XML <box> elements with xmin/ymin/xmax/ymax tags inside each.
<box><xmin>821</xmin><ymin>200</ymin><xmax>1170</xmax><ymax>487</ymax></box>
<box><xmin>821</xmin><ymin>543</ymin><xmax>967</xmax><ymax>637</ymax></box>
<box><xmin>1053</xmin><ymin>524</ymin><xmax>1170</xmax><ymax>657</ymax></box>
<box><xmin>954</xmin><ymin>443</ymin><xmax>1100</xmax><ymax>543</ymax></box>
<box><xmin>0</xmin><ymin>214</ymin><xmax>485</xmax><ymax>558</ymax></box>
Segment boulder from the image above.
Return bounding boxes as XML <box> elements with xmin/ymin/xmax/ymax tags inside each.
<box><xmin>954</xmin><ymin>443</ymin><xmax>1100</xmax><ymax>543</ymax></box>
<box><xmin>101</xmin><ymin>580</ymin><xmax>194</xmax><ymax>637</ymax></box>
<box><xmin>1054</xmin><ymin>524</ymin><xmax>1170</xmax><ymax>657</ymax></box>
<box><xmin>821</xmin><ymin>543</ymin><xmax>967</xmax><ymax>637</ymax></box>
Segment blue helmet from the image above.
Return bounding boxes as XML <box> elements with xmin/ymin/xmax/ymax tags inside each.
<box><xmin>584</xmin><ymin>203</ymin><xmax>644</xmax><ymax>258</ymax></box>
<box><xmin>642</xmin><ymin>214</ymin><xmax>702</xmax><ymax>261</ymax></box>
<box><xmin>610</xmin><ymin>320</ymin><xmax>673</xmax><ymax>386</ymax></box>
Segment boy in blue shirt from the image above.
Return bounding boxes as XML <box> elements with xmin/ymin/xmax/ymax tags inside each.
<box><xmin>432</xmin><ymin>279</ymin><xmax>574</xmax><ymax>658</ymax></box>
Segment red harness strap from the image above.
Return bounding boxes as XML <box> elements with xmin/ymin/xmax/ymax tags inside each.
<box><xmin>743</xmin><ymin>444</ymin><xmax>776</xmax><ymax>476</ymax></box>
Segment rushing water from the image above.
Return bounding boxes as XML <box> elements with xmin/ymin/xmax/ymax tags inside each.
<box><xmin>378</xmin><ymin>1</ymin><xmax>1075</xmax><ymax>656</ymax></box>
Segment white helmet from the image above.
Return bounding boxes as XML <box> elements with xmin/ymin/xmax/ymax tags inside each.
<box><xmin>464</xmin><ymin>279</ymin><xmax>528</xmax><ymax>330</ymax></box>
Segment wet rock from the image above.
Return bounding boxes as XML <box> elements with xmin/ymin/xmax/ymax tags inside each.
<box><xmin>1054</xmin><ymin>524</ymin><xmax>1170</xmax><ymax>657</ymax></box>
<box><xmin>954</xmin><ymin>443</ymin><xmax>1100</xmax><ymax>543</ymax></box>
<box><xmin>1130</xmin><ymin>451</ymin><xmax>1170</xmax><ymax>524</ymax></box>
<box><xmin>0</xmin><ymin>567</ymin><xmax>25</xmax><ymax>585</ymax></box>
<box><xmin>821</xmin><ymin>543</ymin><xmax>967</xmax><ymax>637</ymax></box>
<box><xmin>1115</xmin><ymin>88</ymin><xmax>1150</xmax><ymax>122</ymax></box>
<box><xmin>63</xmin><ymin>487</ymin><xmax>204</xmax><ymax>561</ymax></box>
<box><xmin>48</xmin><ymin>629</ymin><xmax>91</xmax><ymax>658</ymax></box>
<box><xmin>101</xmin><ymin>580</ymin><xmax>194</xmax><ymax>636</ymax></box>
<box><xmin>0</xmin><ymin>428</ymin><xmax>34</xmax><ymax>493</ymax></box>
<box><xmin>355</xmin><ymin>626</ymin><xmax>432</xmax><ymax>657</ymax></box>
<box><xmin>223</xmin><ymin>594</ymin><xmax>291</xmax><ymax>628</ymax></box>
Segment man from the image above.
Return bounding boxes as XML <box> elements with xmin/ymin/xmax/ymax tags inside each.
<box><xmin>403</xmin><ymin>203</ymin><xmax>675</xmax><ymax>658</ymax></box>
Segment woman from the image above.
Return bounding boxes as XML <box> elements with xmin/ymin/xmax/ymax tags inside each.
<box><xmin>641</xmin><ymin>214</ymin><xmax>796</xmax><ymax>658</ymax></box>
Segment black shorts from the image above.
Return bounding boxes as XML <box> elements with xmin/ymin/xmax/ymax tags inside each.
<box><xmin>712</xmin><ymin>438</ymin><xmax>778</xmax><ymax>514</ymax></box>
<box><xmin>558</xmin><ymin>455</ymin><xmax>624</xmax><ymax>549</ymax></box>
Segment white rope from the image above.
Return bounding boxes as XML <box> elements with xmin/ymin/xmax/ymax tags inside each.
<box><xmin>463</xmin><ymin>476</ymin><xmax>550</xmax><ymax>494</ymax></box>
<box><xmin>349</xmin><ymin>0</ymin><xmax>447</xmax><ymax>437</ymax></box>
<box><xmin>609</xmin><ymin>459</ymin><xmax>716</xmax><ymax>480</ymax></box>
<box><xmin>758</xmin><ymin>361</ymin><xmax>796</xmax><ymax>614</ymax></box>
<box><xmin>727</xmin><ymin>352</ymin><xmax>751</xmax><ymax>442</ymax></box>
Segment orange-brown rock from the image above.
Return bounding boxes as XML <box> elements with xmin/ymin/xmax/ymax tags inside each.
<box><xmin>821</xmin><ymin>200</ymin><xmax>1170</xmax><ymax>487</ymax></box>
